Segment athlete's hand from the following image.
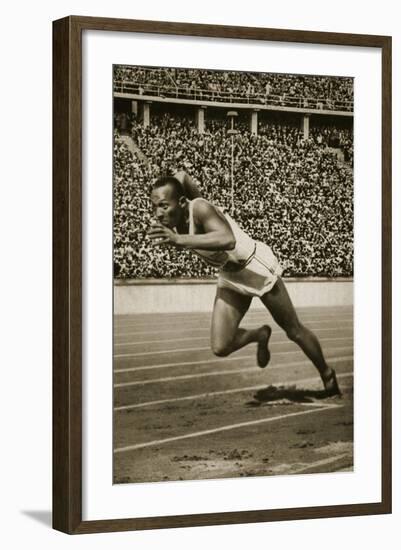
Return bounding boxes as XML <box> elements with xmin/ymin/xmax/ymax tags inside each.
<box><xmin>147</xmin><ymin>222</ymin><xmax>180</xmax><ymax>246</ymax></box>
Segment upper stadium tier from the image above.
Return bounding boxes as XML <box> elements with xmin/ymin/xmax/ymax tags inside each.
<box><xmin>113</xmin><ymin>66</ymin><xmax>354</xmax><ymax>114</ymax></box>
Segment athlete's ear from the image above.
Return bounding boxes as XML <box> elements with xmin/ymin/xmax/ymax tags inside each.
<box><xmin>178</xmin><ymin>196</ymin><xmax>187</xmax><ymax>208</ymax></box>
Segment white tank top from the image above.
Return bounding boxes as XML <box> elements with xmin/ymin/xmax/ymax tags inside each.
<box><xmin>188</xmin><ymin>198</ymin><xmax>256</xmax><ymax>269</ymax></box>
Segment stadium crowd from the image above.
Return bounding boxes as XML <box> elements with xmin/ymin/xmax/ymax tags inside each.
<box><xmin>114</xmin><ymin>66</ymin><xmax>353</xmax><ymax>111</ymax></box>
<box><xmin>114</xmin><ymin>112</ymin><xmax>353</xmax><ymax>279</ymax></box>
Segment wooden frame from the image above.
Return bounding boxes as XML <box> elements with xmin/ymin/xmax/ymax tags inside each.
<box><xmin>53</xmin><ymin>15</ymin><xmax>392</xmax><ymax>534</ymax></box>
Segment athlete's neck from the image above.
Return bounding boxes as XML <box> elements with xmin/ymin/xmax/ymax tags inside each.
<box><xmin>176</xmin><ymin>202</ymin><xmax>189</xmax><ymax>234</ymax></box>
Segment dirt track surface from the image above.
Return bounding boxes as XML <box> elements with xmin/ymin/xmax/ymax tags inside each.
<box><xmin>113</xmin><ymin>306</ymin><xmax>353</xmax><ymax>483</ymax></box>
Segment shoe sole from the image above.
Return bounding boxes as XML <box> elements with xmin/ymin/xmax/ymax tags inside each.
<box><xmin>257</xmin><ymin>325</ymin><xmax>272</xmax><ymax>368</ymax></box>
<box><xmin>324</xmin><ymin>370</ymin><xmax>342</xmax><ymax>397</ymax></box>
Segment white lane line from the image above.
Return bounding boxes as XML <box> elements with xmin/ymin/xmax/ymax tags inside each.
<box><xmin>115</xmin><ymin>320</ymin><xmax>353</xmax><ymax>337</ymax></box>
<box><xmin>115</xmin><ymin>354</ymin><xmax>251</xmax><ymax>374</ymax></box>
<box><xmin>114</xmin><ymin>372</ymin><xmax>353</xmax><ymax>411</ymax></box>
<box><xmin>114</xmin><ymin>404</ymin><xmax>344</xmax><ymax>453</ymax></box>
<box><xmin>278</xmin><ymin>453</ymin><xmax>351</xmax><ymax>475</ymax></box>
<box><xmin>116</xmin><ymin>345</ymin><xmax>210</xmax><ymax>358</ymax></box>
<box><xmin>114</xmin><ymin>346</ymin><xmax>353</xmax><ymax>374</ymax></box>
<box><xmin>114</xmin><ymin>311</ymin><xmax>353</xmax><ymax>332</ymax></box>
<box><xmin>115</xmin><ymin>305</ymin><xmax>352</xmax><ymax>323</ymax></box>
<box><xmin>116</xmin><ymin>335</ymin><xmax>207</xmax><ymax>347</ymax></box>
<box><xmin>114</xmin><ymin>326</ymin><xmax>354</xmax><ymax>347</ymax></box>
<box><xmin>114</xmin><ymin>355</ymin><xmax>353</xmax><ymax>387</ymax></box>
<box><xmin>114</xmin><ymin>337</ymin><xmax>353</xmax><ymax>358</ymax></box>
<box><xmin>114</xmin><ymin>309</ymin><xmax>353</xmax><ymax>327</ymax></box>
<box><xmin>115</xmin><ymin>367</ymin><xmax>257</xmax><ymax>387</ymax></box>
<box><xmin>116</xmin><ymin>328</ymin><xmax>203</xmax><ymax>338</ymax></box>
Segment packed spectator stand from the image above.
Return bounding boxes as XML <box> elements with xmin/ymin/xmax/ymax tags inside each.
<box><xmin>113</xmin><ymin>107</ymin><xmax>353</xmax><ymax>280</ymax></box>
<box><xmin>114</xmin><ymin>66</ymin><xmax>354</xmax><ymax>112</ymax></box>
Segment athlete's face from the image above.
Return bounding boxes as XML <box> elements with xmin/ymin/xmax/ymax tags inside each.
<box><xmin>150</xmin><ymin>184</ymin><xmax>185</xmax><ymax>229</ymax></box>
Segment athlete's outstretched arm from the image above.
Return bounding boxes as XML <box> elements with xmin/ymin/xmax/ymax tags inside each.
<box><xmin>173</xmin><ymin>170</ymin><xmax>202</xmax><ymax>199</ymax></box>
<box><xmin>148</xmin><ymin>199</ymin><xmax>235</xmax><ymax>251</ymax></box>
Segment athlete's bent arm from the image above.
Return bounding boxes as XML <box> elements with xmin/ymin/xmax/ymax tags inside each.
<box><xmin>173</xmin><ymin>170</ymin><xmax>202</xmax><ymax>199</ymax></box>
<box><xmin>149</xmin><ymin>200</ymin><xmax>236</xmax><ymax>251</ymax></box>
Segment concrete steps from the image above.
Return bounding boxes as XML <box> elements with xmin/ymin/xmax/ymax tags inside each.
<box><xmin>119</xmin><ymin>134</ymin><xmax>149</xmax><ymax>165</ymax></box>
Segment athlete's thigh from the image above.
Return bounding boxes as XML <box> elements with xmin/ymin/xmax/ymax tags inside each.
<box><xmin>211</xmin><ymin>286</ymin><xmax>252</xmax><ymax>347</ymax></box>
<box><xmin>260</xmin><ymin>277</ymin><xmax>300</xmax><ymax>332</ymax></box>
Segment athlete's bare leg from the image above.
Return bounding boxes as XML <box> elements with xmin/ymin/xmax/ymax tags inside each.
<box><xmin>211</xmin><ymin>286</ymin><xmax>272</xmax><ymax>367</ymax></box>
<box><xmin>260</xmin><ymin>277</ymin><xmax>341</xmax><ymax>395</ymax></box>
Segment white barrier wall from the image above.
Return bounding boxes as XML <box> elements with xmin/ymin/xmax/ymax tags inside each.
<box><xmin>114</xmin><ymin>279</ymin><xmax>353</xmax><ymax>314</ymax></box>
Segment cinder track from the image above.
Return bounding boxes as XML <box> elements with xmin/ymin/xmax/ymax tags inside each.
<box><xmin>113</xmin><ymin>306</ymin><xmax>353</xmax><ymax>483</ymax></box>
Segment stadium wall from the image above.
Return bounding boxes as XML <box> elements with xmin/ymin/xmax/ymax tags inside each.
<box><xmin>114</xmin><ymin>92</ymin><xmax>353</xmax><ymax>117</ymax></box>
<box><xmin>114</xmin><ymin>278</ymin><xmax>353</xmax><ymax>314</ymax></box>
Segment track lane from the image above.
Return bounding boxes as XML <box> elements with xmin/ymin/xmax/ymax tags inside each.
<box><xmin>113</xmin><ymin>307</ymin><xmax>354</xmax><ymax>483</ymax></box>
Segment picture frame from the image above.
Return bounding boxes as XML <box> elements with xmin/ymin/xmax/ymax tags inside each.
<box><xmin>53</xmin><ymin>15</ymin><xmax>392</xmax><ymax>534</ymax></box>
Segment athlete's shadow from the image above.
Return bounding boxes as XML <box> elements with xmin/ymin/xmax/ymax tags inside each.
<box><xmin>246</xmin><ymin>384</ymin><xmax>327</xmax><ymax>407</ymax></box>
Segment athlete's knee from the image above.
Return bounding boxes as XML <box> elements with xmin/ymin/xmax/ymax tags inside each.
<box><xmin>211</xmin><ymin>340</ymin><xmax>232</xmax><ymax>357</ymax></box>
<box><xmin>285</xmin><ymin>324</ymin><xmax>304</xmax><ymax>344</ymax></box>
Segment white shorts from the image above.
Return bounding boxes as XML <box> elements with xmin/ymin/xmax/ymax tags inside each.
<box><xmin>217</xmin><ymin>242</ymin><xmax>283</xmax><ymax>297</ymax></box>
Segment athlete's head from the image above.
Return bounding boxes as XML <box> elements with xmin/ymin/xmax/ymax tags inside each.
<box><xmin>150</xmin><ymin>176</ymin><xmax>186</xmax><ymax>228</ymax></box>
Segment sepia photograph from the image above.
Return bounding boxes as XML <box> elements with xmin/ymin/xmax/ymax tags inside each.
<box><xmin>112</xmin><ymin>64</ymin><xmax>354</xmax><ymax>485</ymax></box>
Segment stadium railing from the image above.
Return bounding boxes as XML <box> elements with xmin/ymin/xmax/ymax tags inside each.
<box><xmin>113</xmin><ymin>80</ymin><xmax>354</xmax><ymax>112</ymax></box>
